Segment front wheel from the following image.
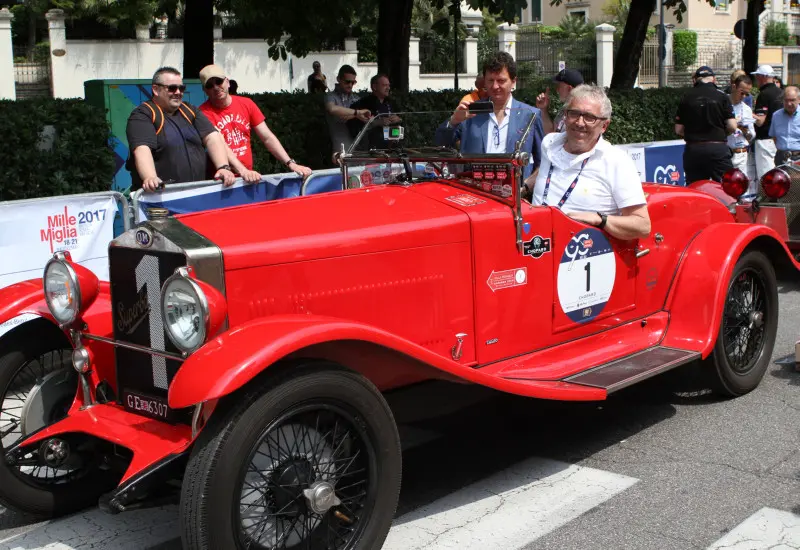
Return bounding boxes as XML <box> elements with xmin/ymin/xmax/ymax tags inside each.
<box><xmin>707</xmin><ymin>250</ymin><xmax>778</xmax><ymax>397</ymax></box>
<box><xmin>180</xmin><ymin>363</ymin><xmax>402</xmax><ymax>550</ymax></box>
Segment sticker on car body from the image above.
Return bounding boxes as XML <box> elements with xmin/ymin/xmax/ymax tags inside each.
<box><xmin>557</xmin><ymin>228</ymin><xmax>615</xmax><ymax>322</ymax></box>
<box><xmin>446</xmin><ymin>194</ymin><xmax>486</xmax><ymax>207</ymax></box>
<box><xmin>487</xmin><ymin>267</ymin><xmax>527</xmax><ymax>292</ymax></box>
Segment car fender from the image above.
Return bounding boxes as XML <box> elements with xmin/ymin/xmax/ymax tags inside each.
<box><xmin>662</xmin><ymin>223</ymin><xmax>797</xmax><ymax>356</ymax></box>
<box><xmin>169</xmin><ymin>315</ymin><xmax>482</xmax><ymax>409</ymax></box>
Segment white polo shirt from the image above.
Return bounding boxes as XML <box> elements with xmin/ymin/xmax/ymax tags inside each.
<box><xmin>531</xmin><ymin>132</ymin><xmax>646</xmax><ymax>215</ymax></box>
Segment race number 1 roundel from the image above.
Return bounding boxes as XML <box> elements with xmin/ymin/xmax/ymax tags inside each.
<box><xmin>557</xmin><ymin>228</ymin><xmax>615</xmax><ymax>323</ymax></box>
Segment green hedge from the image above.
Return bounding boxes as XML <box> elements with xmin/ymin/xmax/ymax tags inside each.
<box><xmin>1</xmin><ymin>86</ymin><xmax>688</xmax><ymax>200</ymax></box>
<box><xmin>0</xmin><ymin>98</ymin><xmax>115</xmax><ymax>201</ymax></box>
<box><xmin>673</xmin><ymin>30</ymin><xmax>697</xmax><ymax>73</ymax></box>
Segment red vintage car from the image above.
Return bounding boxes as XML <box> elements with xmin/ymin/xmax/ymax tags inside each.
<box><xmin>0</xmin><ymin>112</ymin><xmax>796</xmax><ymax>549</ymax></box>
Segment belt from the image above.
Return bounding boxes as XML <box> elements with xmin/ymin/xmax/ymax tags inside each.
<box><xmin>685</xmin><ymin>140</ymin><xmax>727</xmax><ymax>145</ymax></box>
<box><xmin>730</xmin><ymin>147</ymin><xmax>749</xmax><ymax>153</ymax></box>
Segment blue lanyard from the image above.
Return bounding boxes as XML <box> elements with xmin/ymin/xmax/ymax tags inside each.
<box><xmin>541</xmin><ymin>157</ymin><xmax>590</xmax><ymax>208</ymax></box>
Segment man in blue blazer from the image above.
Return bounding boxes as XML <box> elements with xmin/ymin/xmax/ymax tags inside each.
<box><xmin>435</xmin><ymin>51</ymin><xmax>544</xmax><ymax>181</ymax></box>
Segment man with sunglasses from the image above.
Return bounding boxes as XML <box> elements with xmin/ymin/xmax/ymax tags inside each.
<box><xmin>727</xmin><ymin>74</ymin><xmax>756</xmax><ymax>195</ymax></box>
<box><xmin>525</xmin><ymin>85</ymin><xmax>651</xmax><ymax>241</ymax></box>
<box><xmin>126</xmin><ymin>66</ymin><xmax>235</xmax><ymax>192</ymax></box>
<box><xmin>674</xmin><ymin>66</ymin><xmax>737</xmax><ymax>184</ymax></box>
<box><xmin>324</xmin><ymin>65</ymin><xmax>372</xmax><ymax>154</ymax></box>
<box><xmin>198</xmin><ymin>64</ymin><xmax>312</xmax><ymax>181</ymax></box>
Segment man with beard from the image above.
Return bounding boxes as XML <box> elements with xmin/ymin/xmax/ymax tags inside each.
<box><xmin>527</xmin><ymin>85</ymin><xmax>651</xmax><ymax>241</ymax></box>
<box><xmin>198</xmin><ymin>64</ymin><xmax>312</xmax><ymax>181</ymax></box>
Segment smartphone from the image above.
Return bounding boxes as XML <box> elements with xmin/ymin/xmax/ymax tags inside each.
<box><xmin>468</xmin><ymin>100</ymin><xmax>493</xmax><ymax>114</ymax></box>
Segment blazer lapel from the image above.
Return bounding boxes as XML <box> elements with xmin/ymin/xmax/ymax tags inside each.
<box><xmin>505</xmin><ymin>98</ymin><xmax>522</xmax><ymax>153</ymax></box>
<box><xmin>476</xmin><ymin>114</ymin><xmax>489</xmax><ymax>152</ymax></box>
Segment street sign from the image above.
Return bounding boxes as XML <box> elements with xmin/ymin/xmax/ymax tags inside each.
<box><xmin>558</xmin><ymin>61</ymin><xmax>566</xmax><ymax>71</ymax></box>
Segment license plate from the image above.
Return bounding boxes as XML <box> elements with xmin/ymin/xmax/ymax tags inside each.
<box><xmin>123</xmin><ymin>390</ymin><xmax>170</xmax><ymax>421</ymax></box>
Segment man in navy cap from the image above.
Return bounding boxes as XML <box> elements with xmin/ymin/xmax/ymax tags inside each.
<box><xmin>675</xmin><ymin>66</ymin><xmax>737</xmax><ymax>184</ymax></box>
<box><xmin>536</xmin><ymin>68</ymin><xmax>584</xmax><ymax>135</ymax></box>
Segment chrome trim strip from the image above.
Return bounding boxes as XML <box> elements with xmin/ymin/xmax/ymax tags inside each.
<box><xmin>81</xmin><ymin>333</ymin><xmax>186</xmax><ymax>361</ymax></box>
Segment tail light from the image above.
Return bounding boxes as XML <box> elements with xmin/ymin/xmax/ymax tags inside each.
<box><xmin>761</xmin><ymin>168</ymin><xmax>791</xmax><ymax>199</ymax></box>
<box><xmin>721</xmin><ymin>168</ymin><xmax>749</xmax><ymax>199</ymax></box>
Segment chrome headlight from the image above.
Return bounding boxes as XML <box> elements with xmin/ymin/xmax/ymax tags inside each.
<box><xmin>43</xmin><ymin>253</ymin><xmax>80</xmax><ymax>325</ymax></box>
<box><xmin>161</xmin><ymin>267</ymin><xmax>209</xmax><ymax>353</ymax></box>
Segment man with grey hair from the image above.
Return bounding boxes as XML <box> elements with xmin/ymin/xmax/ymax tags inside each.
<box><xmin>674</xmin><ymin>66</ymin><xmax>737</xmax><ymax>184</ymax></box>
<box><xmin>126</xmin><ymin>66</ymin><xmax>236</xmax><ymax>192</ymax></box>
<box><xmin>524</xmin><ymin>84</ymin><xmax>651</xmax><ymax>240</ymax></box>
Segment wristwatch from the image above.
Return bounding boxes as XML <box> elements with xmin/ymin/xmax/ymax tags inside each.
<box><xmin>217</xmin><ymin>164</ymin><xmax>232</xmax><ymax>171</ymax></box>
<box><xmin>597</xmin><ymin>212</ymin><xmax>608</xmax><ymax>229</ymax></box>
<box><xmin>284</xmin><ymin>158</ymin><xmax>296</xmax><ymax>167</ymax></box>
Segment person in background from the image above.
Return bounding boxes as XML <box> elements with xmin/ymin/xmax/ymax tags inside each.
<box><xmin>347</xmin><ymin>74</ymin><xmax>401</xmax><ymax>149</ymax></box>
<box><xmin>307</xmin><ymin>61</ymin><xmax>328</xmax><ymax>93</ymax></box>
<box><xmin>725</xmin><ymin>69</ymin><xmax>752</xmax><ymax>108</ymax></box>
<box><xmin>769</xmin><ymin>85</ymin><xmax>800</xmax><ymax>166</ymax></box>
<box><xmin>125</xmin><ymin>66</ymin><xmax>235</xmax><ymax>192</ymax></box>
<box><xmin>324</xmin><ymin>65</ymin><xmax>372</xmax><ymax>154</ymax></box>
<box><xmin>228</xmin><ymin>79</ymin><xmax>238</xmax><ymax>94</ymax></box>
<box><xmin>460</xmin><ymin>75</ymin><xmax>488</xmax><ymax>105</ymax></box>
<box><xmin>674</xmin><ymin>66</ymin><xmax>737</xmax><ymax>183</ymax></box>
<box><xmin>536</xmin><ymin>68</ymin><xmax>584</xmax><ymax>135</ymax></box>
<box><xmin>198</xmin><ymin>64</ymin><xmax>312</xmax><ymax>180</ymax></box>
<box><xmin>727</xmin><ymin>74</ymin><xmax>756</xmax><ymax>198</ymax></box>
<box><xmin>751</xmin><ymin>64</ymin><xmax>784</xmax><ymax>179</ymax></box>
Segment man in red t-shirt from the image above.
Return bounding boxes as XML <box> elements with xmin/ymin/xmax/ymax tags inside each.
<box><xmin>198</xmin><ymin>64</ymin><xmax>312</xmax><ymax>181</ymax></box>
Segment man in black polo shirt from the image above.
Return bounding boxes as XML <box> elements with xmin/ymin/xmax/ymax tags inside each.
<box><xmin>126</xmin><ymin>66</ymin><xmax>236</xmax><ymax>192</ymax></box>
<box><xmin>751</xmin><ymin>64</ymin><xmax>784</xmax><ymax>179</ymax></box>
<box><xmin>347</xmin><ymin>74</ymin><xmax>401</xmax><ymax>149</ymax></box>
<box><xmin>675</xmin><ymin>66</ymin><xmax>737</xmax><ymax>184</ymax></box>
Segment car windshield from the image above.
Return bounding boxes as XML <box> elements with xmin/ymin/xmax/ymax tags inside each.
<box><xmin>342</xmin><ymin>109</ymin><xmax>537</xmax><ymax>206</ymax></box>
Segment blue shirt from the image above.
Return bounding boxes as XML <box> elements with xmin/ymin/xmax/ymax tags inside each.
<box><xmin>769</xmin><ymin>108</ymin><xmax>800</xmax><ymax>150</ymax></box>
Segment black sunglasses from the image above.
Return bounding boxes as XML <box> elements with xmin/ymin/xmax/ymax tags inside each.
<box><xmin>204</xmin><ymin>77</ymin><xmax>225</xmax><ymax>89</ymax></box>
<box><xmin>156</xmin><ymin>83</ymin><xmax>186</xmax><ymax>93</ymax></box>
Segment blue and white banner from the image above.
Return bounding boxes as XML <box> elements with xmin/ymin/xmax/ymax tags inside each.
<box><xmin>617</xmin><ymin>139</ymin><xmax>687</xmax><ymax>186</ymax></box>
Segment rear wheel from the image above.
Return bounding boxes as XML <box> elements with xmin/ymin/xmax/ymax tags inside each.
<box><xmin>0</xmin><ymin>322</ymin><xmax>118</xmax><ymax>518</ymax></box>
<box><xmin>180</xmin><ymin>363</ymin><xmax>402</xmax><ymax>550</ymax></box>
<box><xmin>708</xmin><ymin>250</ymin><xmax>778</xmax><ymax>397</ymax></box>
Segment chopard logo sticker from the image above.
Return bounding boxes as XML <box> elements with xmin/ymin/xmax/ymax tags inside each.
<box><xmin>523</xmin><ymin>235</ymin><xmax>551</xmax><ymax>258</ymax></box>
<box><xmin>117</xmin><ymin>293</ymin><xmax>150</xmax><ymax>335</ymax></box>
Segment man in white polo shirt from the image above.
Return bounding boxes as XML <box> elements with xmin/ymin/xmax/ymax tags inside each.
<box><xmin>524</xmin><ymin>84</ymin><xmax>651</xmax><ymax>240</ymax></box>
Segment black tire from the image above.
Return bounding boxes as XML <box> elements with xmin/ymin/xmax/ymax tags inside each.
<box><xmin>708</xmin><ymin>250</ymin><xmax>778</xmax><ymax>397</ymax></box>
<box><xmin>180</xmin><ymin>363</ymin><xmax>402</xmax><ymax>550</ymax></box>
<box><xmin>0</xmin><ymin>322</ymin><xmax>119</xmax><ymax>518</ymax></box>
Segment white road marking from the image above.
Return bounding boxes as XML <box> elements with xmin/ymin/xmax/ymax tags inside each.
<box><xmin>0</xmin><ymin>506</ymin><xmax>179</xmax><ymax>550</ymax></box>
<box><xmin>706</xmin><ymin>507</ymin><xmax>800</xmax><ymax>550</ymax></box>
<box><xmin>382</xmin><ymin>457</ymin><xmax>638</xmax><ymax>550</ymax></box>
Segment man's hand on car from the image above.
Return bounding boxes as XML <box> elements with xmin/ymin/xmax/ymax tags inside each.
<box><xmin>142</xmin><ymin>176</ymin><xmax>163</xmax><ymax>192</ymax></box>
<box><xmin>215</xmin><ymin>167</ymin><xmax>236</xmax><ymax>187</ymax></box>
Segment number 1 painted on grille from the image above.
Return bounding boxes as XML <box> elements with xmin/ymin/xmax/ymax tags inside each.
<box><xmin>135</xmin><ymin>255</ymin><xmax>169</xmax><ymax>390</ymax></box>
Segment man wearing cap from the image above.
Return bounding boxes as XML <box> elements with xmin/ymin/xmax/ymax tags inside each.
<box><xmin>751</xmin><ymin>64</ymin><xmax>784</xmax><ymax>178</ymax></box>
<box><xmin>536</xmin><ymin>68</ymin><xmax>584</xmax><ymax>135</ymax></box>
<box><xmin>675</xmin><ymin>66</ymin><xmax>737</xmax><ymax>184</ymax></box>
<box><xmin>198</xmin><ymin>64</ymin><xmax>312</xmax><ymax>180</ymax></box>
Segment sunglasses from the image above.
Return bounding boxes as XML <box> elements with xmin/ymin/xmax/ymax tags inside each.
<box><xmin>204</xmin><ymin>77</ymin><xmax>225</xmax><ymax>89</ymax></box>
<box><xmin>341</xmin><ymin>79</ymin><xmax>357</xmax><ymax>85</ymax></box>
<box><xmin>156</xmin><ymin>83</ymin><xmax>186</xmax><ymax>93</ymax></box>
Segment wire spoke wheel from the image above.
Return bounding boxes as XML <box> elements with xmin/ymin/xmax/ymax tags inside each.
<box><xmin>0</xmin><ymin>349</ymin><xmax>85</xmax><ymax>485</ymax></box>
<box><xmin>236</xmin><ymin>403</ymin><xmax>375</xmax><ymax>550</ymax></box>
<box><xmin>721</xmin><ymin>269</ymin><xmax>767</xmax><ymax>375</ymax></box>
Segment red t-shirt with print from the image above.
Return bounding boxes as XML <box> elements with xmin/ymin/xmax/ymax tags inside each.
<box><xmin>199</xmin><ymin>95</ymin><xmax>266</xmax><ymax>170</ymax></box>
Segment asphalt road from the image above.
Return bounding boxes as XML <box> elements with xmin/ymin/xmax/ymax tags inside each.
<box><xmin>1</xmin><ymin>281</ymin><xmax>799</xmax><ymax>549</ymax></box>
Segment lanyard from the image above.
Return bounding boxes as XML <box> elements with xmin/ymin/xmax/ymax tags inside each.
<box><xmin>541</xmin><ymin>157</ymin><xmax>590</xmax><ymax>208</ymax></box>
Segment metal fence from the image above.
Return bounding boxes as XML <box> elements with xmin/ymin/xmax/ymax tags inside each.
<box><xmin>516</xmin><ymin>30</ymin><xmax>596</xmax><ymax>85</ymax></box>
<box><xmin>13</xmin><ymin>46</ymin><xmax>51</xmax><ymax>99</ymax></box>
<box><xmin>637</xmin><ymin>40</ymin><xmax>743</xmax><ymax>88</ymax></box>
<box><xmin>419</xmin><ymin>37</ymin><xmax>466</xmax><ymax>74</ymax></box>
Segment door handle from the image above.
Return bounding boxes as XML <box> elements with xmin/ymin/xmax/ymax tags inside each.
<box><xmin>636</xmin><ymin>248</ymin><xmax>650</xmax><ymax>258</ymax></box>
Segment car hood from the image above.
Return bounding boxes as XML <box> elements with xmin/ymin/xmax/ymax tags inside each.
<box><xmin>176</xmin><ymin>184</ymin><xmax>472</xmax><ymax>270</ymax></box>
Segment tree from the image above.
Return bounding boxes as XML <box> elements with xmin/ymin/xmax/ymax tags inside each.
<box><xmin>609</xmin><ymin>0</ymin><xmax>655</xmax><ymax>88</ymax></box>
<box><xmin>182</xmin><ymin>0</ymin><xmax>214</xmax><ymax>78</ymax></box>
<box><xmin>743</xmin><ymin>0</ymin><xmax>765</xmax><ymax>74</ymax></box>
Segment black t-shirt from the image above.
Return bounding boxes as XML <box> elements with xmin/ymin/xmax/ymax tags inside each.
<box><xmin>675</xmin><ymin>82</ymin><xmax>735</xmax><ymax>143</ymax></box>
<box><xmin>347</xmin><ymin>95</ymin><xmax>399</xmax><ymax>149</ymax></box>
<box><xmin>126</xmin><ymin>102</ymin><xmax>217</xmax><ymax>190</ymax></box>
<box><xmin>753</xmin><ymin>82</ymin><xmax>784</xmax><ymax>140</ymax></box>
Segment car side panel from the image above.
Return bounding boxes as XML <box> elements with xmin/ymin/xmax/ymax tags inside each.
<box><xmin>224</xmin><ymin>242</ymin><xmax>476</xmax><ymax>365</ymax></box>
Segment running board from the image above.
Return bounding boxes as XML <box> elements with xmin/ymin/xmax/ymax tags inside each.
<box><xmin>564</xmin><ymin>346</ymin><xmax>701</xmax><ymax>394</ymax></box>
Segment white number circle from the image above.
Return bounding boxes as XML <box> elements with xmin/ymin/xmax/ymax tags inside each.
<box><xmin>557</xmin><ymin>228</ymin><xmax>615</xmax><ymax>323</ymax></box>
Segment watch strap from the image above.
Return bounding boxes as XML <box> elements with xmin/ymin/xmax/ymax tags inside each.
<box><xmin>597</xmin><ymin>212</ymin><xmax>608</xmax><ymax>229</ymax></box>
